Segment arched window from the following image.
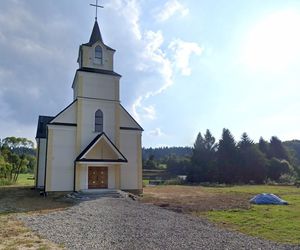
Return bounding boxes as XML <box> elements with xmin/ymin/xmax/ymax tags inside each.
<box><xmin>95</xmin><ymin>109</ymin><xmax>103</xmax><ymax>132</ymax></box>
<box><xmin>95</xmin><ymin>46</ymin><xmax>102</xmax><ymax>63</ymax></box>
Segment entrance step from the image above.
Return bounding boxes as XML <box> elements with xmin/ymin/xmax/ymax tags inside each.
<box><xmin>76</xmin><ymin>189</ymin><xmax>128</xmax><ymax>199</ymax></box>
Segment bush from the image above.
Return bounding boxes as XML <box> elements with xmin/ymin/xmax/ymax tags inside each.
<box><xmin>278</xmin><ymin>173</ymin><xmax>297</xmax><ymax>184</ymax></box>
<box><xmin>164</xmin><ymin>177</ymin><xmax>185</xmax><ymax>185</ymax></box>
<box><xmin>0</xmin><ymin>178</ymin><xmax>14</xmax><ymax>186</ymax></box>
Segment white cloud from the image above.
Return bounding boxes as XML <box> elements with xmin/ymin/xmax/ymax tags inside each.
<box><xmin>106</xmin><ymin>1</ymin><xmax>202</xmax><ymax>123</ymax></box>
<box><xmin>169</xmin><ymin>39</ymin><xmax>203</xmax><ymax>76</ymax></box>
<box><xmin>139</xmin><ymin>30</ymin><xmax>173</xmax><ymax>96</ymax></box>
<box><xmin>106</xmin><ymin>0</ymin><xmax>141</xmax><ymax>40</ymax></box>
<box><xmin>143</xmin><ymin>105</ymin><xmax>156</xmax><ymax>120</ymax></box>
<box><xmin>155</xmin><ymin>0</ymin><xmax>189</xmax><ymax>22</ymax></box>
<box><xmin>149</xmin><ymin>128</ymin><xmax>165</xmax><ymax>137</ymax></box>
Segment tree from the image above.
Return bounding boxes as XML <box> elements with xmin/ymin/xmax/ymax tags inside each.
<box><xmin>217</xmin><ymin>128</ymin><xmax>239</xmax><ymax>184</ymax></box>
<box><xmin>258</xmin><ymin>137</ymin><xmax>269</xmax><ymax>157</ymax></box>
<box><xmin>166</xmin><ymin>154</ymin><xmax>190</xmax><ymax>176</ymax></box>
<box><xmin>238</xmin><ymin>133</ymin><xmax>267</xmax><ymax>183</ymax></box>
<box><xmin>0</xmin><ymin>137</ymin><xmax>35</xmax><ymax>183</ymax></box>
<box><xmin>187</xmin><ymin>130</ymin><xmax>217</xmax><ymax>183</ymax></box>
<box><xmin>269</xmin><ymin>136</ymin><xmax>289</xmax><ymax>161</ymax></box>
<box><xmin>267</xmin><ymin>158</ymin><xmax>292</xmax><ymax>181</ymax></box>
<box><xmin>144</xmin><ymin>154</ymin><xmax>157</xmax><ymax>169</ymax></box>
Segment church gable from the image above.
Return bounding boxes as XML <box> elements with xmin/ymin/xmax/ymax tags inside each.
<box><xmin>50</xmin><ymin>100</ymin><xmax>77</xmax><ymax>124</ymax></box>
<box><xmin>119</xmin><ymin>104</ymin><xmax>143</xmax><ymax>131</ymax></box>
<box><xmin>76</xmin><ymin>133</ymin><xmax>127</xmax><ymax>163</ymax></box>
<box><xmin>85</xmin><ymin>138</ymin><xmax>117</xmax><ymax>160</ymax></box>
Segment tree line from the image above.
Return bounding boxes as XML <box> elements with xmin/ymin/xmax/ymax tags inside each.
<box><xmin>0</xmin><ymin>137</ymin><xmax>36</xmax><ymax>184</ymax></box>
<box><xmin>143</xmin><ymin>129</ymin><xmax>299</xmax><ymax>184</ymax></box>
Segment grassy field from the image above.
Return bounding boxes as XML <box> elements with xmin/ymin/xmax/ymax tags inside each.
<box><xmin>204</xmin><ymin>185</ymin><xmax>300</xmax><ymax>244</ymax></box>
<box><xmin>17</xmin><ymin>173</ymin><xmax>35</xmax><ymax>186</ymax></box>
<box><xmin>0</xmin><ymin>173</ymin><xmax>35</xmax><ymax>186</ymax></box>
<box><xmin>142</xmin><ymin>185</ymin><xmax>300</xmax><ymax>245</ymax></box>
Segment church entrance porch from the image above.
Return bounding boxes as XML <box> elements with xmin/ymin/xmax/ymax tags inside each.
<box><xmin>88</xmin><ymin>166</ymin><xmax>108</xmax><ymax>189</ymax></box>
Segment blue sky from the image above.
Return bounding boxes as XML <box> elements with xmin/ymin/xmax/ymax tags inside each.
<box><xmin>0</xmin><ymin>0</ymin><xmax>300</xmax><ymax>147</ymax></box>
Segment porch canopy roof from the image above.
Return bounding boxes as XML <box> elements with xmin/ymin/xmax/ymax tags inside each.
<box><xmin>76</xmin><ymin>132</ymin><xmax>127</xmax><ymax>164</ymax></box>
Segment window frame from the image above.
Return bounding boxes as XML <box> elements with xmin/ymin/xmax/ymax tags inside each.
<box><xmin>94</xmin><ymin>45</ymin><xmax>103</xmax><ymax>64</ymax></box>
<box><xmin>95</xmin><ymin>109</ymin><xmax>103</xmax><ymax>133</ymax></box>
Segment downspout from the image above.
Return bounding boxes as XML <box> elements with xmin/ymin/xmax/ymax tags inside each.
<box><xmin>43</xmin><ymin>126</ymin><xmax>49</xmax><ymax>195</ymax></box>
<box><xmin>35</xmin><ymin>138</ymin><xmax>40</xmax><ymax>189</ymax></box>
<box><xmin>73</xmin><ymin>160</ymin><xmax>77</xmax><ymax>192</ymax></box>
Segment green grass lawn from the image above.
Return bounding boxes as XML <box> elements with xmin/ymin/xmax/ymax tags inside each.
<box><xmin>204</xmin><ymin>185</ymin><xmax>300</xmax><ymax>244</ymax></box>
<box><xmin>17</xmin><ymin>173</ymin><xmax>35</xmax><ymax>186</ymax></box>
<box><xmin>0</xmin><ymin>173</ymin><xmax>35</xmax><ymax>186</ymax></box>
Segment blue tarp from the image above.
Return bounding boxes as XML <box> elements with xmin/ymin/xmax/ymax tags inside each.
<box><xmin>250</xmin><ymin>193</ymin><xmax>288</xmax><ymax>205</ymax></box>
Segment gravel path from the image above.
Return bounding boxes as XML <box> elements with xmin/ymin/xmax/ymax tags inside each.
<box><xmin>21</xmin><ymin>197</ymin><xmax>298</xmax><ymax>250</ymax></box>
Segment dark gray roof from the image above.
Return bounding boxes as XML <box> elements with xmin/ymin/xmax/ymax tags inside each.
<box><xmin>36</xmin><ymin>116</ymin><xmax>54</xmax><ymax>138</ymax></box>
<box><xmin>88</xmin><ymin>20</ymin><xmax>103</xmax><ymax>44</ymax></box>
<box><xmin>77</xmin><ymin>67</ymin><xmax>121</xmax><ymax>77</ymax></box>
<box><xmin>83</xmin><ymin>21</ymin><xmax>115</xmax><ymax>51</ymax></box>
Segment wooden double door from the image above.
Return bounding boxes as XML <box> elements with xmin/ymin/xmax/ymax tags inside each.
<box><xmin>88</xmin><ymin>167</ymin><xmax>108</xmax><ymax>189</ymax></box>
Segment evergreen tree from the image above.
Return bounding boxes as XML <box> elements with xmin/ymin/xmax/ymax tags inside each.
<box><xmin>238</xmin><ymin>133</ymin><xmax>267</xmax><ymax>183</ymax></box>
<box><xmin>217</xmin><ymin>128</ymin><xmax>238</xmax><ymax>183</ymax></box>
<box><xmin>258</xmin><ymin>137</ymin><xmax>269</xmax><ymax>157</ymax></box>
<box><xmin>187</xmin><ymin>130</ymin><xmax>217</xmax><ymax>183</ymax></box>
<box><xmin>269</xmin><ymin>136</ymin><xmax>289</xmax><ymax>161</ymax></box>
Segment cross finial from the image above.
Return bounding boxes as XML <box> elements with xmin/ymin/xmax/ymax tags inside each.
<box><xmin>90</xmin><ymin>0</ymin><xmax>104</xmax><ymax>21</ymax></box>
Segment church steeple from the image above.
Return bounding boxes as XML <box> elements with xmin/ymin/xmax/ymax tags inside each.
<box><xmin>88</xmin><ymin>20</ymin><xmax>103</xmax><ymax>45</ymax></box>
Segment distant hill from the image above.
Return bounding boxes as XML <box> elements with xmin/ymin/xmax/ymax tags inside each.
<box><xmin>12</xmin><ymin>147</ymin><xmax>36</xmax><ymax>157</ymax></box>
<box><xmin>142</xmin><ymin>146</ymin><xmax>192</xmax><ymax>160</ymax></box>
<box><xmin>143</xmin><ymin>141</ymin><xmax>300</xmax><ymax>167</ymax></box>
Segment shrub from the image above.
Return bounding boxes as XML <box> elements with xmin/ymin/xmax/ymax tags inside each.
<box><xmin>278</xmin><ymin>173</ymin><xmax>297</xmax><ymax>184</ymax></box>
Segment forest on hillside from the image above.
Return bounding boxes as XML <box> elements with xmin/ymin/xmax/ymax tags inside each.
<box><xmin>143</xmin><ymin>129</ymin><xmax>300</xmax><ymax>184</ymax></box>
<box><xmin>1</xmin><ymin>132</ymin><xmax>299</xmax><ymax>186</ymax></box>
<box><xmin>0</xmin><ymin>137</ymin><xmax>36</xmax><ymax>185</ymax></box>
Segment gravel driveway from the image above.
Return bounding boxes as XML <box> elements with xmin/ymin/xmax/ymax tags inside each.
<box><xmin>21</xmin><ymin>197</ymin><xmax>298</xmax><ymax>250</ymax></box>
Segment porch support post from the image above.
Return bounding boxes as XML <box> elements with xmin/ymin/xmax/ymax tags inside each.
<box><xmin>115</xmin><ymin>164</ymin><xmax>121</xmax><ymax>189</ymax></box>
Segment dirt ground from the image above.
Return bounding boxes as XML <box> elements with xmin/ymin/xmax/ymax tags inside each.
<box><xmin>0</xmin><ymin>186</ymin><xmax>74</xmax><ymax>213</ymax></box>
<box><xmin>0</xmin><ymin>186</ymin><xmax>74</xmax><ymax>249</ymax></box>
<box><xmin>141</xmin><ymin>185</ymin><xmax>251</xmax><ymax>213</ymax></box>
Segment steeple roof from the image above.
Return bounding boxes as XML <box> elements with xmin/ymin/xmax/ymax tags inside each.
<box><xmin>88</xmin><ymin>20</ymin><xmax>103</xmax><ymax>44</ymax></box>
<box><xmin>82</xmin><ymin>20</ymin><xmax>115</xmax><ymax>51</ymax></box>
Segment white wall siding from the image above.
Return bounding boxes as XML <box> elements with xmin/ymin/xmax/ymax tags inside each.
<box><xmin>47</xmin><ymin>126</ymin><xmax>76</xmax><ymax>191</ymax></box>
<box><xmin>51</xmin><ymin>101</ymin><xmax>77</xmax><ymax>124</ymax></box>
<box><xmin>80</xmin><ymin>72</ymin><xmax>119</xmax><ymax>101</ymax></box>
<box><xmin>120</xmin><ymin>130</ymin><xmax>139</xmax><ymax>190</ymax></box>
<box><xmin>119</xmin><ymin>105</ymin><xmax>141</xmax><ymax>129</ymax></box>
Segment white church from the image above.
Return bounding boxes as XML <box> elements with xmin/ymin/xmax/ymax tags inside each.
<box><xmin>35</xmin><ymin>18</ymin><xmax>143</xmax><ymax>194</ymax></box>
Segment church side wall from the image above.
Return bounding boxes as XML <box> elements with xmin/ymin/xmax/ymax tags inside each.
<box><xmin>37</xmin><ymin>138</ymin><xmax>47</xmax><ymax>188</ymax></box>
<box><xmin>120</xmin><ymin>130</ymin><xmax>142</xmax><ymax>191</ymax></box>
<box><xmin>78</xmin><ymin>98</ymin><xmax>117</xmax><ymax>153</ymax></box>
<box><xmin>45</xmin><ymin>126</ymin><xmax>76</xmax><ymax>191</ymax></box>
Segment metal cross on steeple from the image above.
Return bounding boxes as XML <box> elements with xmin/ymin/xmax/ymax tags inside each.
<box><xmin>90</xmin><ymin>0</ymin><xmax>104</xmax><ymax>21</ymax></box>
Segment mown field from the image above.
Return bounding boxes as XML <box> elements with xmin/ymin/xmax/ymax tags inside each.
<box><xmin>142</xmin><ymin>185</ymin><xmax>300</xmax><ymax>245</ymax></box>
